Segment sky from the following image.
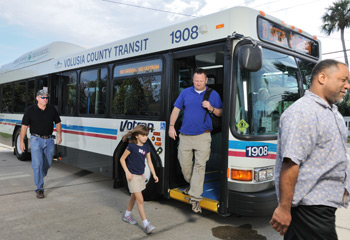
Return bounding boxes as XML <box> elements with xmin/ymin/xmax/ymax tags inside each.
<box><xmin>0</xmin><ymin>0</ymin><xmax>348</xmax><ymax>67</ymax></box>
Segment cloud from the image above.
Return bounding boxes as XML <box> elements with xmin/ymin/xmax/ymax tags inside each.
<box><xmin>163</xmin><ymin>0</ymin><xmax>202</xmax><ymax>20</ymax></box>
<box><xmin>0</xmin><ymin>0</ymin><xmax>179</xmax><ymax>49</ymax></box>
<box><xmin>0</xmin><ymin>0</ymin><xmax>349</xmax><ymax>66</ymax></box>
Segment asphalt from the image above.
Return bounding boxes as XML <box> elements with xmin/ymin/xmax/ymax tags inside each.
<box><xmin>0</xmin><ymin>143</ymin><xmax>349</xmax><ymax>240</ymax></box>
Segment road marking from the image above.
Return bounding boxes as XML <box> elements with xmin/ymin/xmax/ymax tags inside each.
<box><xmin>0</xmin><ymin>172</ymin><xmax>31</xmax><ymax>181</ymax></box>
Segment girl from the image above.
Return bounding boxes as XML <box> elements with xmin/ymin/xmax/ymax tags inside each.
<box><xmin>120</xmin><ymin>125</ymin><xmax>159</xmax><ymax>234</ymax></box>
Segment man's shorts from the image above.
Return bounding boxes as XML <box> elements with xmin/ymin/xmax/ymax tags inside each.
<box><xmin>127</xmin><ymin>174</ymin><xmax>146</xmax><ymax>193</ymax></box>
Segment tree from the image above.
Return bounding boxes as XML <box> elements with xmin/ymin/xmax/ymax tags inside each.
<box><xmin>337</xmin><ymin>92</ymin><xmax>350</xmax><ymax>116</ymax></box>
<box><xmin>322</xmin><ymin>0</ymin><xmax>350</xmax><ymax>66</ymax></box>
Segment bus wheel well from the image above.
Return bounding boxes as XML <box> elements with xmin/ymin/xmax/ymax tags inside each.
<box><xmin>112</xmin><ymin>141</ymin><xmax>128</xmax><ymax>189</ymax></box>
<box><xmin>13</xmin><ymin>127</ymin><xmax>31</xmax><ymax>161</ymax></box>
<box><xmin>12</xmin><ymin>125</ymin><xmax>22</xmax><ymax>147</ymax></box>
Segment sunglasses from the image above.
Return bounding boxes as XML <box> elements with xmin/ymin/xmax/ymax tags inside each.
<box><xmin>40</xmin><ymin>97</ymin><xmax>49</xmax><ymax>99</ymax></box>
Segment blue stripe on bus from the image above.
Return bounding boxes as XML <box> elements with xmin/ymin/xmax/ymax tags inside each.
<box><xmin>61</xmin><ymin>124</ymin><xmax>118</xmax><ymax>135</ymax></box>
<box><xmin>0</xmin><ymin>118</ymin><xmax>21</xmax><ymax>124</ymax></box>
<box><xmin>229</xmin><ymin>140</ymin><xmax>277</xmax><ymax>152</ymax></box>
<box><xmin>0</xmin><ymin>119</ymin><xmax>117</xmax><ymax>136</ymax></box>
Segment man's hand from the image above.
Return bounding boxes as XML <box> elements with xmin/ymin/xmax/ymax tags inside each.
<box><xmin>270</xmin><ymin>205</ymin><xmax>292</xmax><ymax>235</ymax></box>
<box><xmin>202</xmin><ymin>100</ymin><xmax>212</xmax><ymax>111</ymax></box>
<box><xmin>20</xmin><ymin>141</ymin><xmax>25</xmax><ymax>153</ymax></box>
<box><xmin>168</xmin><ymin>126</ymin><xmax>177</xmax><ymax>140</ymax></box>
<box><xmin>56</xmin><ymin>134</ymin><xmax>62</xmax><ymax>145</ymax></box>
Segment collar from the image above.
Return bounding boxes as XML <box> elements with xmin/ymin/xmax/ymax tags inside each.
<box><xmin>35</xmin><ymin>103</ymin><xmax>47</xmax><ymax>111</ymax></box>
<box><xmin>191</xmin><ymin>86</ymin><xmax>208</xmax><ymax>95</ymax></box>
<box><xmin>304</xmin><ymin>90</ymin><xmax>338</xmax><ymax>111</ymax></box>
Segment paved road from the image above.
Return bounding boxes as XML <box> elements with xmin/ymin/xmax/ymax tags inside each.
<box><xmin>0</xmin><ymin>144</ymin><xmax>349</xmax><ymax>240</ymax></box>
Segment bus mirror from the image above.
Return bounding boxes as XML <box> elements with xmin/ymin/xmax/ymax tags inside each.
<box><xmin>240</xmin><ymin>45</ymin><xmax>262</xmax><ymax>72</ymax></box>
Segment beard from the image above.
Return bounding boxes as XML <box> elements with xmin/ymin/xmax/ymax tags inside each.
<box><xmin>327</xmin><ymin>92</ymin><xmax>344</xmax><ymax>105</ymax></box>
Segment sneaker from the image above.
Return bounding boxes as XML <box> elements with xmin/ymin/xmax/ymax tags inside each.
<box><xmin>183</xmin><ymin>187</ymin><xmax>190</xmax><ymax>195</ymax></box>
<box><xmin>36</xmin><ymin>190</ymin><xmax>44</xmax><ymax>199</ymax></box>
<box><xmin>144</xmin><ymin>223</ymin><xmax>155</xmax><ymax>234</ymax></box>
<box><xmin>122</xmin><ymin>215</ymin><xmax>137</xmax><ymax>225</ymax></box>
<box><xmin>190</xmin><ymin>200</ymin><xmax>202</xmax><ymax>213</ymax></box>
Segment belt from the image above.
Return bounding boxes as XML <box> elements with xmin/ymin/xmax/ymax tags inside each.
<box><xmin>181</xmin><ymin>130</ymin><xmax>211</xmax><ymax>136</ymax></box>
<box><xmin>31</xmin><ymin>134</ymin><xmax>55</xmax><ymax>139</ymax></box>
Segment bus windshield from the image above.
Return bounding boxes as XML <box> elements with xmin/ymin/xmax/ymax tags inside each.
<box><xmin>235</xmin><ymin>47</ymin><xmax>306</xmax><ymax>136</ymax></box>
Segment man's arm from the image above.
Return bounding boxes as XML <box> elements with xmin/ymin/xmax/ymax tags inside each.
<box><xmin>212</xmin><ymin>107</ymin><xmax>222</xmax><ymax>117</ymax></box>
<box><xmin>270</xmin><ymin>158</ymin><xmax>299</xmax><ymax>236</ymax></box>
<box><xmin>19</xmin><ymin>125</ymin><xmax>29</xmax><ymax>152</ymax></box>
<box><xmin>202</xmin><ymin>101</ymin><xmax>222</xmax><ymax>117</ymax></box>
<box><xmin>55</xmin><ymin>122</ymin><xmax>62</xmax><ymax>145</ymax></box>
<box><xmin>202</xmin><ymin>90</ymin><xmax>223</xmax><ymax>117</ymax></box>
<box><xmin>168</xmin><ymin>107</ymin><xmax>180</xmax><ymax>140</ymax></box>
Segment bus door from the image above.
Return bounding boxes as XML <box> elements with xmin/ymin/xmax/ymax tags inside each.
<box><xmin>168</xmin><ymin>44</ymin><xmax>225</xmax><ymax>213</ymax></box>
<box><xmin>37</xmin><ymin>75</ymin><xmax>59</xmax><ymax>111</ymax></box>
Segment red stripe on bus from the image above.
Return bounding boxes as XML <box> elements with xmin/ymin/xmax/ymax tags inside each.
<box><xmin>0</xmin><ymin>122</ymin><xmax>16</xmax><ymax>126</ymax></box>
<box><xmin>228</xmin><ymin>150</ymin><xmax>276</xmax><ymax>159</ymax></box>
<box><xmin>62</xmin><ymin>129</ymin><xmax>117</xmax><ymax>140</ymax></box>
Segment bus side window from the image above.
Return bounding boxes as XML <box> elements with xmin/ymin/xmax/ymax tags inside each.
<box><xmin>60</xmin><ymin>72</ymin><xmax>77</xmax><ymax>116</ymax></box>
<box><xmin>2</xmin><ymin>84</ymin><xmax>13</xmax><ymax>113</ymax></box>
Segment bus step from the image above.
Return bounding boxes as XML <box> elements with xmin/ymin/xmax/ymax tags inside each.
<box><xmin>169</xmin><ymin>188</ymin><xmax>219</xmax><ymax>213</ymax></box>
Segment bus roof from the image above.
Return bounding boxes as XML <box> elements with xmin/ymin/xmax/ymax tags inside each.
<box><xmin>0</xmin><ymin>6</ymin><xmax>320</xmax><ymax>83</ymax></box>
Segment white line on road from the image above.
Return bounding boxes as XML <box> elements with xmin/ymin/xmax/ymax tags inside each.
<box><xmin>0</xmin><ymin>173</ymin><xmax>31</xmax><ymax>181</ymax></box>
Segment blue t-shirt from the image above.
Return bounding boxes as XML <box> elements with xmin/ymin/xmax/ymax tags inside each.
<box><xmin>126</xmin><ymin>143</ymin><xmax>150</xmax><ymax>175</ymax></box>
<box><xmin>174</xmin><ymin>86</ymin><xmax>223</xmax><ymax>135</ymax></box>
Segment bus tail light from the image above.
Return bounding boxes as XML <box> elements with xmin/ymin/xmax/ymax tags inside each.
<box><xmin>254</xmin><ymin>167</ymin><xmax>274</xmax><ymax>182</ymax></box>
<box><xmin>230</xmin><ymin>169</ymin><xmax>252</xmax><ymax>181</ymax></box>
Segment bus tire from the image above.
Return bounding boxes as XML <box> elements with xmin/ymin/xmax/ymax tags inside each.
<box><xmin>14</xmin><ymin>128</ymin><xmax>31</xmax><ymax>161</ymax></box>
<box><xmin>141</xmin><ymin>144</ymin><xmax>161</xmax><ymax>201</ymax></box>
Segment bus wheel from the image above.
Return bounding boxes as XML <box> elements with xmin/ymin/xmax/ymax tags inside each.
<box><xmin>14</xmin><ymin>128</ymin><xmax>31</xmax><ymax>161</ymax></box>
<box><xmin>141</xmin><ymin>161</ymin><xmax>157</xmax><ymax>201</ymax></box>
<box><xmin>142</xmin><ymin>147</ymin><xmax>161</xmax><ymax>201</ymax></box>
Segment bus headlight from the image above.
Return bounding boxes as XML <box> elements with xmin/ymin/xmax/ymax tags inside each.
<box><xmin>254</xmin><ymin>167</ymin><xmax>274</xmax><ymax>182</ymax></box>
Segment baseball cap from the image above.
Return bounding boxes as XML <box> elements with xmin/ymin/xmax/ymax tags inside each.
<box><xmin>36</xmin><ymin>89</ymin><xmax>50</xmax><ymax>97</ymax></box>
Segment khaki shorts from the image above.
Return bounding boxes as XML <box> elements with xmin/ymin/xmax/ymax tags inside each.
<box><xmin>127</xmin><ymin>174</ymin><xmax>146</xmax><ymax>193</ymax></box>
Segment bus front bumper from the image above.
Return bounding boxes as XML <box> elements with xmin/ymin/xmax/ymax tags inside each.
<box><xmin>226</xmin><ymin>188</ymin><xmax>277</xmax><ymax>216</ymax></box>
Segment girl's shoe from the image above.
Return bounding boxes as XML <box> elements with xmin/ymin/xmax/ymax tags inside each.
<box><xmin>122</xmin><ymin>215</ymin><xmax>137</xmax><ymax>225</ymax></box>
<box><xmin>144</xmin><ymin>223</ymin><xmax>155</xmax><ymax>234</ymax></box>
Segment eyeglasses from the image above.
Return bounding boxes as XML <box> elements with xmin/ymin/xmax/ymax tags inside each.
<box><xmin>40</xmin><ymin>97</ymin><xmax>49</xmax><ymax>99</ymax></box>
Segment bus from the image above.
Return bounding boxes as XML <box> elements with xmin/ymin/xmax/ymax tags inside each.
<box><xmin>0</xmin><ymin>6</ymin><xmax>320</xmax><ymax>216</ymax></box>
<box><xmin>344</xmin><ymin>117</ymin><xmax>350</xmax><ymax>142</ymax></box>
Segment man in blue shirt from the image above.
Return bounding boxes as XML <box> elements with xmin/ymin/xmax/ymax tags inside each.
<box><xmin>270</xmin><ymin>59</ymin><xmax>350</xmax><ymax>239</ymax></box>
<box><xmin>168</xmin><ymin>68</ymin><xmax>223</xmax><ymax>213</ymax></box>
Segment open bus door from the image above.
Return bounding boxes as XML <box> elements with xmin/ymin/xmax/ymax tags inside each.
<box><xmin>168</xmin><ymin>44</ymin><xmax>225</xmax><ymax>213</ymax></box>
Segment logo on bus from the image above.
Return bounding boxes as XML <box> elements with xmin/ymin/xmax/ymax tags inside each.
<box><xmin>120</xmin><ymin>120</ymin><xmax>154</xmax><ymax>132</ymax></box>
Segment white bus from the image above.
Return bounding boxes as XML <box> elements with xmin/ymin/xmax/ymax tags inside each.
<box><xmin>0</xmin><ymin>6</ymin><xmax>320</xmax><ymax>216</ymax></box>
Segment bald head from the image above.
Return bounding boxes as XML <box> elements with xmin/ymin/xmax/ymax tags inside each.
<box><xmin>311</xmin><ymin>59</ymin><xmax>347</xmax><ymax>84</ymax></box>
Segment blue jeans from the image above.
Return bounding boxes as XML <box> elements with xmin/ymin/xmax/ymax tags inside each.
<box><xmin>30</xmin><ymin>136</ymin><xmax>55</xmax><ymax>192</ymax></box>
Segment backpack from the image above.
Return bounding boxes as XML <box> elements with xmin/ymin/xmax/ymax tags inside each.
<box><xmin>203</xmin><ymin>88</ymin><xmax>222</xmax><ymax>134</ymax></box>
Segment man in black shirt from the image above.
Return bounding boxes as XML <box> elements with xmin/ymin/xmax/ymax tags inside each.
<box><xmin>20</xmin><ymin>90</ymin><xmax>62</xmax><ymax>199</ymax></box>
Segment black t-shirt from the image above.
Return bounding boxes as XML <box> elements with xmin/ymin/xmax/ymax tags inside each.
<box><xmin>126</xmin><ymin>143</ymin><xmax>150</xmax><ymax>175</ymax></box>
<box><xmin>22</xmin><ymin>104</ymin><xmax>61</xmax><ymax>135</ymax></box>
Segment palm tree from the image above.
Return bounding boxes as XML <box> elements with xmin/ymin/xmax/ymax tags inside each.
<box><xmin>322</xmin><ymin>0</ymin><xmax>350</xmax><ymax>65</ymax></box>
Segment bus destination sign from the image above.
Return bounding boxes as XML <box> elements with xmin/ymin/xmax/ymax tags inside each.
<box><xmin>114</xmin><ymin>59</ymin><xmax>162</xmax><ymax>77</ymax></box>
<box><xmin>257</xmin><ymin>17</ymin><xmax>319</xmax><ymax>58</ymax></box>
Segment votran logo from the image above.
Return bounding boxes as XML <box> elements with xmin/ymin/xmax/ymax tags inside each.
<box><xmin>120</xmin><ymin>120</ymin><xmax>154</xmax><ymax>132</ymax></box>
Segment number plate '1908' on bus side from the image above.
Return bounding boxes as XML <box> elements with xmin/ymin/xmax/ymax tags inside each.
<box><xmin>246</xmin><ymin>146</ymin><xmax>268</xmax><ymax>157</ymax></box>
